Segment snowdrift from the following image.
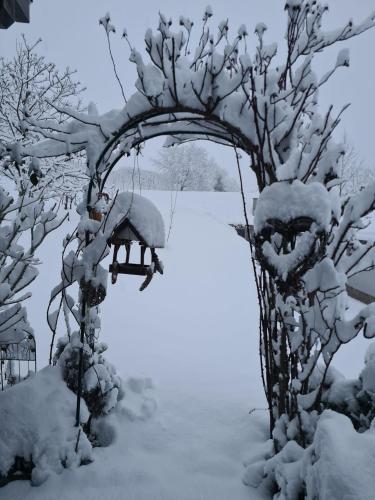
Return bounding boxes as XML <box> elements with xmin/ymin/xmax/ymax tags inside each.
<box><xmin>0</xmin><ymin>366</ymin><xmax>92</xmax><ymax>485</ymax></box>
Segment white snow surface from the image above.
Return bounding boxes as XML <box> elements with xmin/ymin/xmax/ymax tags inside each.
<box><xmin>2</xmin><ymin>190</ymin><xmax>267</xmax><ymax>500</ymax></box>
<box><xmin>304</xmin><ymin>410</ymin><xmax>375</xmax><ymax>500</ymax></box>
<box><xmin>2</xmin><ymin>190</ymin><xmax>375</xmax><ymax>500</ymax></box>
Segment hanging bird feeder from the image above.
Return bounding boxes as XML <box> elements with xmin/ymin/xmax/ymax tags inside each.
<box><xmin>107</xmin><ymin>192</ymin><xmax>165</xmax><ymax>291</ymax></box>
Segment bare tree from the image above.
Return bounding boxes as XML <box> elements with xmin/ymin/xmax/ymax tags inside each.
<box><xmin>0</xmin><ymin>185</ymin><xmax>65</xmax><ymax>369</ymax></box>
<box><xmin>0</xmin><ymin>35</ymin><xmax>86</xmax><ymax>199</ymax></box>
<box><xmin>338</xmin><ymin>138</ymin><xmax>375</xmax><ymax>196</ymax></box>
<box><xmin>0</xmin><ymin>36</ymin><xmax>86</xmax><ymax>376</ymax></box>
<box><xmin>153</xmin><ymin>143</ymin><xmax>237</xmax><ymax>191</ymax></box>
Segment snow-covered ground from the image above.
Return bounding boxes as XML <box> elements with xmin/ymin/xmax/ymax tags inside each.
<box><xmin>2</xmin><ymin>191</ymin><xmax>268</xmax><ymax>499</ymax></box>
<box><xmin>1</xmin><ymin>190</ymin><xmax>373</xmax><ymax>499</ymax></box>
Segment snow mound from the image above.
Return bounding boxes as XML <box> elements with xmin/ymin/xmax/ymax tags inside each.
<box><xmin>304</xmin><ymin>410</ymin><xmax>375</xmax><ymax>500</ymax></box>
<box><xmin>89</xmin><ymin>376</ymin><xmax>157</xmax><ymax>447</ymax></box>
<box><xmin>119</xmin><ymin>376</ymin><xmax>157</xmax><ymax>422</ymax></box>
<box><xmin>244</xmin><ymin>410</ymin><xmax>375</xmax><ymax>500</ymax></box>
<box><xmin>0</xmin><ymin>366</ymin><xmax>92</xmax><ymax>486</ymax></box>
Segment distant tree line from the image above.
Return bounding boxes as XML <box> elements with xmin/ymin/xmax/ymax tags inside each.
<box><xmin>108</xmin><ymin>143</ymin><xmax>239</xmax><ymax>193</ymax></box>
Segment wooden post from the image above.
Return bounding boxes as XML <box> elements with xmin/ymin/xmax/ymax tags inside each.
<box><xmin>140</xmin><ymin>245</ymin><xmax>146</xmax><ymax>266</ymax></box>
<box><xmin>125</xmin><ymin>242</ymin><xmax>131</xmax><ymax>264</ymax></box>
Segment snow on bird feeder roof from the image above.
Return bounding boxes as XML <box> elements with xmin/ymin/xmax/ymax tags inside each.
<box><xmin>106</xmin><ymin>192</ymin><xmax>165</xmax><ymax>290</ymax></box>
<box><xmin>107</xmin><ymin>192</ymin><xmax>165</xmax><ymax>248</ymax></box>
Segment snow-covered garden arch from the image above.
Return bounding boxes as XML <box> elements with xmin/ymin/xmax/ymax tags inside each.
<box><xmin>18</xmin><ymin>1</ymin><xmax>375</xmax><ymax>480</ymax></box>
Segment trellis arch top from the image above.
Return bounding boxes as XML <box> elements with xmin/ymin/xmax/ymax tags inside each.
<box><xmin>24</xmin><ymin>5</ymin><xmax>375</xmax><ymax>190</ymax></box>
<box><xmin>27</xmin><ymin>14</ymin><xmax>258</xmax><ymax>173</ymax></box>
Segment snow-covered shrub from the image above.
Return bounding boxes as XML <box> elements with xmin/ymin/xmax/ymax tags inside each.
<box><xmin>0</xmin><ymin>184</ymin><xmax>64</xmax><ymax>380</ymax></box>
<box><xmin>54</xmin><ymin>332</ymin><xmax>123</xmax><ymax>423</ymax></box>
<box><xmin>245</xmin><ymin>345</ymin><xmax>375</xmax><ymax>499</ymax></box>
<box><xmin>0</xmin><ymin>38</ymin><xmax>85</xmax><ymax>396</ymax></box>
<box><xmin>323</xmin><ymin>343</ymin><xmax>375</xmax><ymax>432</ymax></box>
<box><xmin>0</xmin><ymin>366</ymin><xmax>92</xmax><ymax>486</ymax></box>
<box><xmin>245</xmin><ymin>408</ymin><xmax>375</xmax><ymax>500</ymax></box>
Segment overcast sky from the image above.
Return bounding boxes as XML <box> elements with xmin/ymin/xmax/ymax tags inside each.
<box><xmin>1</xmin><ymin>0</ymin><xmax>375</xmax><ymax>190</ymax></box>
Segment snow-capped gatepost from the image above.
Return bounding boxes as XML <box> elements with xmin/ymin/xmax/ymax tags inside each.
<box><xmin>20</xmin><ymin>1</ymin><xmax>375</xmax><ymax>494</ymax></box>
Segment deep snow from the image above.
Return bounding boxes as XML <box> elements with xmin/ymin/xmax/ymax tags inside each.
<box><xmin>1</xmin><ymin>190</ymin><xmax>373</xmax><ymax>499</ymax></box>
<box><xmin>1</xmin><ymin>191</ymin><xmax>269</xmax><ymax>500</ymax></box>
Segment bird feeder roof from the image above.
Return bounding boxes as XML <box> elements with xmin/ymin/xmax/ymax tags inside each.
<box><xmin>107</xmin><ymin>192</ymin><xmax>165</xmax><ymax>248</ymax></box>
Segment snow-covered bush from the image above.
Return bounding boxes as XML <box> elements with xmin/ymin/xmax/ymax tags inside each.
<box><xmin>321</xmin><ymin>343</ymin><xmax>375</xmax><ymax>432</ymax></box>
<box><xmin>0</xmin><ymin>37</ymin><xmax>87</xmax><ymax>389</ymax></box>
<box><xmin>45</xmin><ymin>190</ymin><xmax>163</xmax><ymax>441</ymax></box>
<box><xmin>0</xmin><ymin>366</ymin><xmax>92</xmax><ymax>486</ymax></box>
<box><xmin>244</xmin><ymin>343</ymin><xmax>375</xmax><ymax>498</ymax></box>
<box><xmin>54</xmin><ymin>332</ymin><xmax>123</xmax><ymax>423</ymax></box>
<box><xmin>0</xmin><ymin>184</ymin><xmax>64</xmax><ymax>368</ymax></box>
<box><xmin>246</xmin><ymin>407</ymin><xmax>375</xmax><ymax>500</ymax></box>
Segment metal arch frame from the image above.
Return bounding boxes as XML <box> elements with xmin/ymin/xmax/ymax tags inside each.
<box><xmin>80</xmin><ymin>107</ymin><xmax>256</xmax><ymax>205</ymax></box>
